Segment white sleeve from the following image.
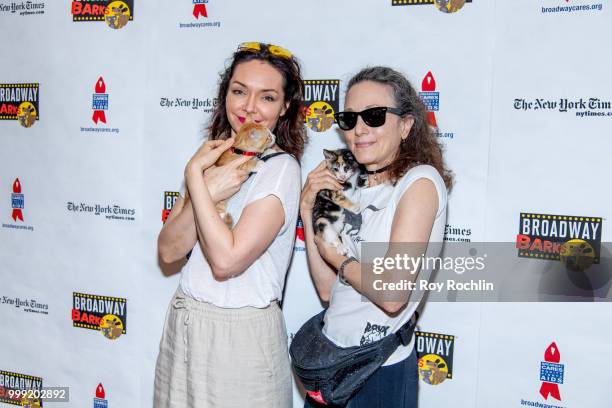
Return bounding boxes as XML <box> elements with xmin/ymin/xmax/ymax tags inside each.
<box><xmin>244</xmin><ymin>155</ymin><xmax>302</xmax><ymax>234</ymax></box>
<box><xmin>393</xmin><ymin>165</ymin><xmax>448</xmax><ymax>218</ymax></box>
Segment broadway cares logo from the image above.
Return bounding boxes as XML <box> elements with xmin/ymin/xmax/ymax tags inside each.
<box><xmin>81</xmin><ymin>76</ymin><xmax>119</xmax><ymax>134</ymax></box>
<box><xmin>2</xmin><ymin>178</ymin><xmax>34</xmax><ymax>232</ymax></box>
<box><xmin>67</xmin><ymin>201</ymin><xmax>136</xmax><ymax>221</ymax></box>
<box><xmin>419</xmin><ymin>72</ymin><xmax>454</xmax><ymax>139</ymax></box>
<box><xmin>0</xmin><ymin>1</ymin><xmax>45</xmax><ymax>16</ymax></box>
<box><xmin>179</xmin><ymin>0</ymin><xmax>221</xmax><ymax>28</ymax></box>
<box><xmin>514</xmin><ymin>97</ymin><xmax>612</xmax><ymax>118</ymax></box>
<box><xmin>94</xmin><ymin>383</ymin><xmax>108</xmax><ymax>408</ymax></box>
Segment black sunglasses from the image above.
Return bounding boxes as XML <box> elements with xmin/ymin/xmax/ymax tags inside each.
<box><xmin>334</xmin><ymin>106</ymin><xmax>405</xmax><ymax>131</ymax></box>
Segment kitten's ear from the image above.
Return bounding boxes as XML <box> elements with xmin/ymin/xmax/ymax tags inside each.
<box><xmin>323</xmin><ymin>149</ymin><xmax>336</xmax><ymax>161</ymax></box>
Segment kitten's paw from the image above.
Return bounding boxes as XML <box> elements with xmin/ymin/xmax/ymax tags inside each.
<box><xmin>335</xmin><ymin>243</ymin><xmax>349</xmax><ymax>256</ymax></box>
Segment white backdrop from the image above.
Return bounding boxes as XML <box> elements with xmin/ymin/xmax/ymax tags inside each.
<box><xmin>1</xmin><ymin>0</ymin><xmax>611</xmax><ymax>407</ymax></box>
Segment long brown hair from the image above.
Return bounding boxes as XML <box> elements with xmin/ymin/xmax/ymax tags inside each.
<box><xmin>346</xmin><ymin>66</ymin><xmax>453</xmax><ymax>189</ymax></box>
<box><xmin>208</xmin><ymin>44</ymin><xmax>307</xmax><ymax>160</ymax></box>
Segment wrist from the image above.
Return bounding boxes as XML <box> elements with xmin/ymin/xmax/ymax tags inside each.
<box><xmin>338</xmin><ymin>256</ymin><xmax>357</xmax><ymax>285</ymax></box>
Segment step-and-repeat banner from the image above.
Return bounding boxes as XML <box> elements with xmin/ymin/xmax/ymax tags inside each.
<box><xmin>1</xmin><ymin>1</ymin><xmax>611</xmax><ymax>407</ymax></box>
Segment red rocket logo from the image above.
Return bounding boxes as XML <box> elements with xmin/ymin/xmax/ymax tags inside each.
<box><xmin>193</xmin><ymin>0</ymin><xmax>208</xmax><ymax>18</ymax></box>
<box><xmin>92</xmin><ymin>77</ymin><xmax>108</xmax><ymax>125</ymax></box>
<box><xmin>421</xmin><ymin>71</ymin><xmax>438</xmax><ymax>127</ymax></box>
<box><xmin>539</xmin><ymin>342</ymin><xmax>564</xmax><ymax>401</ymax></box>
<box><xmin>11</xmin><ymin>178</ymin><xmax>24</xmax><ymax>222</ymax></box>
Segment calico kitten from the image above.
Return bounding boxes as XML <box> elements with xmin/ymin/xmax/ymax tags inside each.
<box><xmin>312</xmin><ymin>149</ymin><xmax>361</xmax><ymax>255</ymax></box>
<box><xmin>215</xmin><ymin>122</ymin><xmax>275</xmax><ymax>226</ymax></box>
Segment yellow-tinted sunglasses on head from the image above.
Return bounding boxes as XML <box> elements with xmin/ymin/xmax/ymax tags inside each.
<box><xmin>237</xmin><ymin>42</ymin><xmax>293</xmax><ymax>59</ymax></box>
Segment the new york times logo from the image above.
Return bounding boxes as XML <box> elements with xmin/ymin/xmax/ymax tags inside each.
<box><xmin>66</xmin><ymin>201</ymin><xmax>136</xmax><ymax>221</ymax></box>
<box><xmin>0</xmin><ymin>1</ymin><xmax>45</xmax><ymax>16</ymax></box>
<box><xmin>159</xmin><ymin>97</ymin><xmax>218</xmax><ymax>113</ymax></box>
<box><xmin>1</xmin><ymin>295</ymin><xmax>48</xmax><ymax>315</ymax></box>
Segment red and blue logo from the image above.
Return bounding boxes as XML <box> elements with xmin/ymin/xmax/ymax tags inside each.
<box><xmin>539</xmin><ymin>342</ymin><xmax>563</xmax><ymax>401</ymax></box>
<box><xmin>94</xmin><ymin>383</ymin><xmax>108</xmax><ymax>407</ymax></box>
<box><xmin>192</xmin><ymin>0</ymin><xmax>207</xmax><ymax>18</ymax></box>
<box><xmin>420</xmin><ymin>71</ymin><xmax>439</xmax><ymax>128</ymax></box>
<box><xmin>11</xmin><ymin>178</ymin><xmax>24</xmax><ymax>222</ymax></box>
<box><xmin>92</xmin><ymin>77</ymin><xmax>108</xmax><ymax>125</ymax></box>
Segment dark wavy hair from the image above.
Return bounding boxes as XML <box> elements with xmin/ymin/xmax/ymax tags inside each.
<box><xmin>207</xmin><ymin>44</ymin><xmax>307</xmax><ymax>160</ymax></box>
<box><xmin>346</xmin><ymin>66</ymin><xmax>453</xmax><ymax>190</ymax></box>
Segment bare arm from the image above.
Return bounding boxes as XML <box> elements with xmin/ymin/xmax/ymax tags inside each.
<box><xmin>157</xmin><ymin>195</ymin><xmax>197</xmax><ymax>264</ymax></box>
<box><xmin>157</xmin><ymin>138</ymin><xmax>249</xmax><ymax>265</ymax></box>
<box><xmin>300</xmin><ymin>161</ymin><xmax>344</xmax><ymax>302</ymax></box>
<box><xmin>186</xmin><ymin>158</ymin><xmax>286</xmax><ymax>279</ymax></box>
<box><xmin>315</xmin><ymin>178</ymin><xmax>439</xmax><ymax>314</ymax></box>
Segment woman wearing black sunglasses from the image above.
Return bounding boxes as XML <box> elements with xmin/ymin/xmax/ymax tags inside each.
<box><xmin>300</xmin><ymin>66</ymin><xmax>453</xmax><ymax>407</ymax></box>
<box><xmin>154</xmin><ymin>43</ymin><xmax>305</xmax><ymax>407</ymax></box>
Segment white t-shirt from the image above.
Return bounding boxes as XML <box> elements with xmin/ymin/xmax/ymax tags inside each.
<box><xmin>323</xmin><ymin>164</ymin><xmax>448</xmax><ymax>366</ymax></box>
<box><xmin>179</xmin><ymin>153</ymin><xmax>301</xmax><ymax>308</ymax></box>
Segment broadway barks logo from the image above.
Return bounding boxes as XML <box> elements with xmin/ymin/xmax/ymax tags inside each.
<box><xmin>0</xmin><ymin>83</ymin><xmax>39</xmax><ymax>128</ymax></box>
<box><xmin>0</xmin><ymin>371</ymin><xmax>43</xmax><ymax>407</ymax></box>
<box><xmin>415</xmin><ymin>331</ymin><xmax>455</xmax><ymax>385</ymax></box>
<box><xmin>516</xmin><ymin>212</ymin><xmax>602</xmax><ymax>271</ymax></box>
<box><xmin>162</xmin><ymin>191</ymin><xmax>179</xmax><ymax>223</ymax></box>
<box><xmin>392</xmin><ymin>0</ymin><xmax>472</xmax><ymax>13</ymax></box>
<box><xmin>0</xmin><ymin>1</ymin><xmax>45</xmax><ymax>16</ymax></box>
<box><xmin>2</xmin><ymin>178</ymin><xmax>34</xmax><ymax>232</ymax></box>
<box><xmin>94</xmin><ymin>383</ymin><xmax>108</xmax><ymax>408</ymax></box>
<box><xmin>304</xmin><ymin>80</ymin><xmax>339</xmax><ymax>133</ymax></box>
<box><xmin>179</xmin><ymin>0</ymin><xmax>220</xmax><ymax>28</ymax></box>
<box><xmin>72</xmin><ymin>292</ymin><xmax>127</xmax><ymax>340</ymax></box>
<box><xmin>71</xmin><ymin>0</ymin><xmax>134</xmax><ymax>29</ymax></box>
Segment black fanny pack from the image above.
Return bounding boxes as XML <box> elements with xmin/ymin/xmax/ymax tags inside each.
<box><xmin>289</xmin><ymin>310</ymin><xmax>417</xmax><ymax>407</ymax></box>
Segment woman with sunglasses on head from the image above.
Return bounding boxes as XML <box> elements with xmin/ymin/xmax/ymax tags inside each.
<box><xmin>154</xmin><ymin>42</ymin><xmax>305</xmax><ymax>408</ymax></box>
<box><xmin>299</xmin><ymin>66</ymin><xmax>453</xmax><ymax>407</ymax></box>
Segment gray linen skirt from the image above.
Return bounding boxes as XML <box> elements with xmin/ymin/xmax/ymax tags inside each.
<box><xmin>153</xmin><ymin>287</ymin><xmax>292</xmax><ymax>408</ymax></box>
